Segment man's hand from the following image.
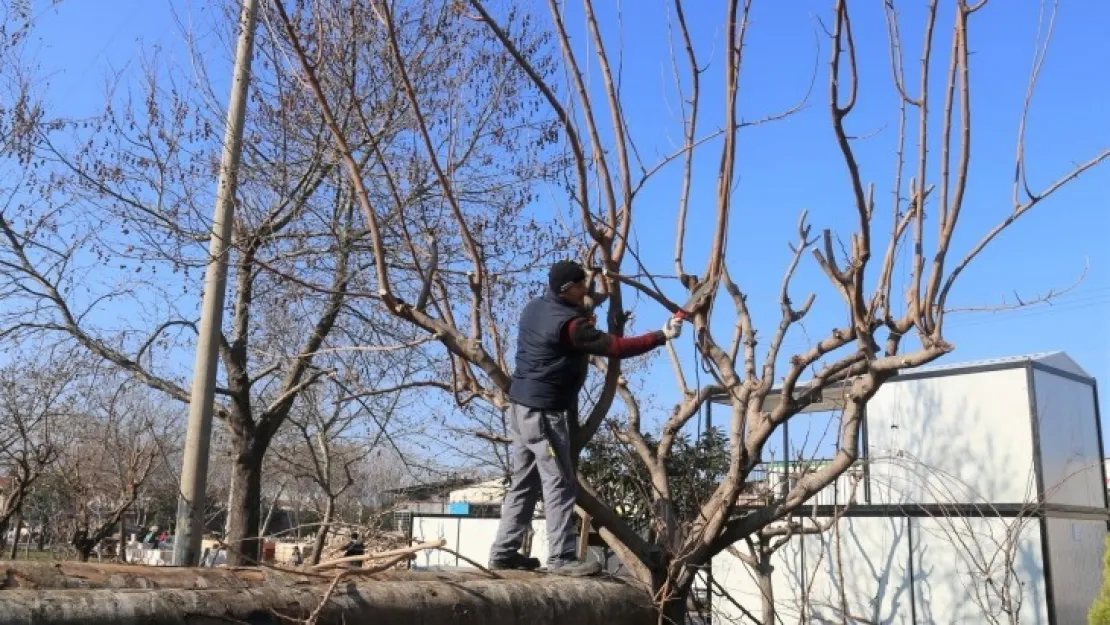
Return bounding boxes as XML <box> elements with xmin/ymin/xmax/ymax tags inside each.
<box><xmin>661</xmin><ymin>316</ymin><xmax>683</xmax><ymax>341</ymax></box>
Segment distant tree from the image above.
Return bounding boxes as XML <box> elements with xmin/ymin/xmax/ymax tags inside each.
<box><xmin>0</xmin><ymin>352</ymin><xmax>83</xmax><ymax>549</ymax></box>
<box><xmin>274</xmin><ymin>384</ymin><xmax>372</xmax><ymax>564</ymax></box>
<box><xmin>53</xmin><ymin>378</ymin><xmax>168</xmax><ymax>561</ymax></box>
<box><xmin>0</xmin><ymin>0</ymin><xmax>554</xmax><ymax>564</ymax></box>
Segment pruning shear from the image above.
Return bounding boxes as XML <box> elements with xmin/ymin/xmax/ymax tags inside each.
<box><xmin>673</xmin><ymin>276</ymin><xmax>719</xmax><ymax>322</ymax></box>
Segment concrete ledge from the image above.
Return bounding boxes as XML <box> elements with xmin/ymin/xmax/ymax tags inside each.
<box><xmin>0</xmin><ymin>563</ymin><xmax>655</xmax><ymax>624</ymax></box>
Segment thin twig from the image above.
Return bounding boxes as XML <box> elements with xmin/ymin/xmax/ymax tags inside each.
<box><xmin>311</xmin><ymin>539</ymin><xmax>445</xmax><ymax>570</ymax></box>
<box><xmin>944</xmin><ymin>260</ymin><xmax>1087</xmax><ymax>313</ymax></box>
<box><xmin>473</xmin><ymin>430</ymin><xmax>513</xmax><ymax>445</ymax></box>
<box><xmin>277</xmin><ymin>554</ymin><xmax>412</xmax><ymax>625</ymax></box>
<box><xmin>436</xmin><ymin>546</ymin><xmax>502</xmax><ymax>578</ymax></box>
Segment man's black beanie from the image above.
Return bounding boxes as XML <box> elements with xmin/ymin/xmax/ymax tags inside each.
<box><xmin>549</xmin><ymin>260</ymin><xmax>587</xmax><ymax>293</ymax></box>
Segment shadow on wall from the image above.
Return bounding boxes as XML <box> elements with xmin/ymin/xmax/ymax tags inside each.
<box><xmin>843</xmin><ymin>516</ymin><xmax>910</xmax><ymax>624</ymax></box>
<box><xmin>879</xmin><ymin>375</ymin><xmax>1046</xmax><ymax>625</ymax></box>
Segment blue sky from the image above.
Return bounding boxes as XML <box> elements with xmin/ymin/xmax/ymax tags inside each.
<box><xmin>18</xmin><ymin>1</ymin><xmax>1110</xmax><ymax>450</ymax></box>
<box><xmin>547</xmin><ymin>0</ymin><xmax>1110</xmax><ymax>442</ymax></box>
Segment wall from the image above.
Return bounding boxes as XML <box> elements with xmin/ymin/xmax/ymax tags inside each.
<box><xmin>1033</xmin><ymin>369</ymin><xmax>1104</xmax><ymax>508</ymax></box>
<box><xmin>449</xmin><ymin>480</ymin><xmax>509</xmax><ymax>504</ymax></box>
<box><xmin>1045</xmin><ymin>517</ymin><xmax>1106</xmax><ymax>625</ymax></box>
<box><xmin>912</xmin><ymin>516</ymin><xmax>1048</xmax><ymax>624</ymax></box>
<box><xmin>402</xmin><ymin>501</ymin><xmax>449</xmax><ymax>514</ymax></box>
<box><xmin>410</xmin><ymin>516</ymin><xmax>550</xmax><ymax>568</ymax></box>
<box><xmin>866</xmin><ymin>368</ymin><xmax>1037</xmax><ymax>506</ymax></box>
<box><xmin>711</xmin><ymin>529</ymin><xmax>808</xmax><ymax>623</ymax></box>
<box><xmin>803</xmin><ymin>516</ymin><xmax>913</xmax><ymax>623</ymax></box>
<box><xmin>712</xmin><ymin>514</ymin><xmax>1049</xmax><ymax>624</ymax></box>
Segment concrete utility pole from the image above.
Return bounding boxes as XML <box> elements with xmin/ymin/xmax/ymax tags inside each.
<box><xmin>173</xmin><ymin>0</ymin><xmax>260</xmax><ymax>567</ymax></box>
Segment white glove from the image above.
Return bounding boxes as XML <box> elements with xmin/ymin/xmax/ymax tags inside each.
<box><xmin>661</xmin><ymin>316</ymin><xmax>684</xmax><ymax>341</ymax></box>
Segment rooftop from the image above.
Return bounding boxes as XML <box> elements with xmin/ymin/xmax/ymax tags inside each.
<box><xmin>907</xmin><ymin>350</ymin><xmax>1088</xmax><ymax>378</ymax></box>
<box><xmin>382</xmin><ymin>476</ymin><xmax>485</xmax><ymax>499</ymax></box>
<box><xmin>710</xmin><ymin>351</ymin><xmax>1089</xmax><ymax>413</ymax></box>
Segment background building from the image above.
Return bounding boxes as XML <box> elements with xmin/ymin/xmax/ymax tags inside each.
<box><xmin>713</xmin><ymin>352</ymin><xmax>1106</xmax><ymax>624</ymax></box>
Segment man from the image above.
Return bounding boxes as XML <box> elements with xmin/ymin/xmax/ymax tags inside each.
<box><xmin>342</xmin><ymin>532</ymin><xmax>366</xmax><ymax>568</ymax></box>
<box><xmin>488</xmin><ymin>260</ymin><xmax>683</xmax><ymax>577</ymax></box>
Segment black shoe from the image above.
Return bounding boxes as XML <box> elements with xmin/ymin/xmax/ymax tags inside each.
<box><xmin>548</xmin><ymin>559</ymin><xmax>602</xmax><ymax>577</ymax></box>
<box><xmin>488</xmin><ymin>552</ymin><xmax>541</xmax><ymax>571</ymax></box>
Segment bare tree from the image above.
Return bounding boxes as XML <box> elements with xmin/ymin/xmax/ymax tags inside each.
<box><xmin>340</xmin><ymin>447</ymin><xmax>409</xmax><ymax>526</ymax></box>
<box><xmin>273</xmin><ymin>0</ymin><xmax>1107</xmax><ymax>619</ymax></box>
<box><xmin>0</xmin><ymin>17</ymin><xmax>71</xmax><ymax>557</ymax></box>
<box><xmin>50</xmin><ymin>376</ymin><xmax>167</xmax><ymax>561</ymax></box>
<box><xmin>273</xmin><ymin>382</ymin><xmax>380</xmax><ymax>564</ymax></box>
<box><xmin>0</xmin><ymin>0</ymin><xmax>556</xmax><ymax>564</ymax></box>
<box><xmin>0</xmin><ymin>352</ymin><xmax>83</xmax><ymax>547</ymax></box>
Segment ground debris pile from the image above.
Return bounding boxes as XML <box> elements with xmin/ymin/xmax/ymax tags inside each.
<box><xmin>313</xmin><ymin>530</ymin><xmax>409</xmax><ymax>570</ymax></box>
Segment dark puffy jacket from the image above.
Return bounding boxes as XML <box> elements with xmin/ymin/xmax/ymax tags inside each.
<box><xmin>508</xmin><ymin>290</ymin><xmax>588</xmax><ymax>412</ymax></box>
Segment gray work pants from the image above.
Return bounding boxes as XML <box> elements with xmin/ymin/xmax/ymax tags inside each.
<box><xmin>489</xmin><ymin>402</ymin><xmax>578</xmax><ymax>566</ymax></box>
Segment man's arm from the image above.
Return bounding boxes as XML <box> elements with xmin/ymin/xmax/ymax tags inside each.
<box><xmin>561</xmin><ymin>317</ymin><xmax>667</xmax><ymax>358</ymax></box>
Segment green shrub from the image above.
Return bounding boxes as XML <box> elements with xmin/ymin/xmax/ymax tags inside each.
<box><xmin>1088</xmin><ymin>535</ymin><xmax>1110</xmax><ymax>625</ymax></box>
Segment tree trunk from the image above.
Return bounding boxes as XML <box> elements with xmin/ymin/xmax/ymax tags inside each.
<box><xmin>224</xmin><ymin>444</ymin><xmax>265</xmax><ymax>565</ymax></box>
<box><xmin>757</xmin><ymin>557</ymin><xmax>775</xmax><ymax>625</ymax></box>
<box><xmin>0</xmin><ymin>570</ymin><xmax>655</xmax><ymax>625</ymax></box>
<box><xmin>577</xmin><ymin>513</ymin><xmax>592</xmax><ymax>561</ymax></box>
<box><xmin>260</xmin><ymin>481</ymin><xmax>284</xmax><ymax>538</ymax></box>
<box><xmin>8</xmin><ymin>513</ymin><xmax>22</xmax><ymax>560</ymax></box>
<box><xmin>311</xmin><ymin>496</ymin><xmax>335</xmax><ymax>565</ymax></box>
<box><xmin>36</xmin><ymin>515</ymin><xmax>46</xmax><ymax>551</ymax></box>
<box><xmin>649</xmin><ymin>566</ymin><xmax>691</xmax><ymax>625</ymax></box>
<box><xmin>658</xmin><ymin>595</ymin><xmax>687</xmax><ymax>625</ymax></box>
<box><xmin>118</xmin><ymin>520</ymin><xmax>128</xmax><ymax>564</ymax></box>
<box><xmin>223</xmin><ymin>475</ymin><xmax>236</xmax><ymax>540</ymax></box>
<box><xmin>74</xmin><ymin>530</ymin><xmax>94</xmax><ymax>563</ymax></box>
